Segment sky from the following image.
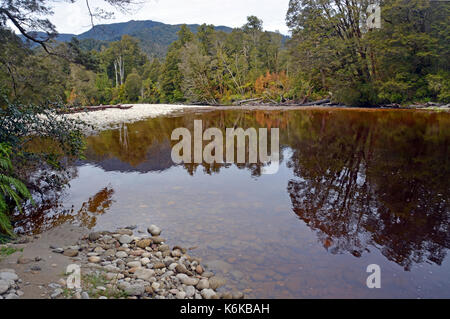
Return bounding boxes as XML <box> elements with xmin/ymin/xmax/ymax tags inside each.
<box><xmin>47</xmin><ymin>0</ymin><xmax>291</xmax><ymax>35</ymax></box>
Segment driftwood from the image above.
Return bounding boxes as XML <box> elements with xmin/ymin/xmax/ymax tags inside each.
<box><xmin>61</xmin><ymin>104</ymin><xmax>133</xmax><ymax>114</ymax></box>
<box><xmin>298</xmin><ymin>99</ymin><xmax>331</xmax><ymax>106</ymax></box>
<box><xmin>232</xmin><ymin>98</ymin><xmax>263</xmax><ymax>106</ymax></box>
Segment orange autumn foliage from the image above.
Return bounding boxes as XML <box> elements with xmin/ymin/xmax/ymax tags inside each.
<box><xmin>254</xmin><ymin>71</ymin><xmax>291</xmax><ymax>100</ymax></box>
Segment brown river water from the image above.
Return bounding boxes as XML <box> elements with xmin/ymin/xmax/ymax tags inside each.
<box><xmin>15</xmin><ymin>108</ymin><xmax>450</xmax><ymax>298</ymax></box>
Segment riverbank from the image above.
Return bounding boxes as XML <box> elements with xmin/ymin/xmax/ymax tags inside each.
<box><xmin>63</xmin><ymin>103</ymin><xmax>449</xmax><ymax>133</ymax></box>
<box><xmin>0</xmin><ymin>223</ymin><xmax>244</xmax><ymax>299</ymax></box>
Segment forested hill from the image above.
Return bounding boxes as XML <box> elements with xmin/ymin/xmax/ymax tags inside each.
<box><xmin>21</xmin><ymin>20</ymin><xmax>248</xmax><ymax>57</ymax></box>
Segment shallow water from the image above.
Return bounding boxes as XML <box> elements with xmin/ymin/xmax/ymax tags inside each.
<box><xmin>17</xmin><ymin>108</ymin><xmax>450</xmax><ymax>298</ymax></box>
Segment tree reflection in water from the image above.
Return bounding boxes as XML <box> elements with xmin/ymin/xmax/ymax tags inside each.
<box><xmin>286</xmin><ymin>111</ymin><xmax>450</xmax><ymax>271</ymax></box>
<box><xmin>14</xmin><ymin>185</ymin><xmax>115</xmax><ymax>234</ymax></box>
<box><xmin>15</xmin><ymin>109</ymin><xmax>450</xmax><ymax>273</ymax></box>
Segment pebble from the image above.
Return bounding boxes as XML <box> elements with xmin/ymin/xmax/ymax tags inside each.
<box><xmin>88</xmin><ymin>232</ymin><xmax>101</xmax><ymax>241</ymax></box>
<box><xmin>119</xmin><ymin>235</ymin><xmax>133</xmax><ymax>244</ymax></box>
<box><xmin>201</xmin><ymin>289</ymin><xmax>217</xmax><ymax>299</ymax></box>
<box><xmin>17</xmin><ymin>257</ymin><xmax>33</xmax><ymax>264</ymax></box>
<box><xmin>134</xmin><ymin>268</ymin><xmax>155</xmax><ymax>281</ymax></box>
<box><xmin>147</xmin><ymin>225</ymin><xmax>162</xmax><ymax>236</ymax></box>
<box><xmin>51</xmin><ymin>288</ymin><xmax>63</xmax><ymax>299</ymax></box>
<box><xmin>196</xmin><ymin>279</ymin><xmax>210</xmax><ymax>290</ymax></box>
<box><xmin>209</xmin><ymin>276</ymin><xmax>226</xmax><ymax>290</ymax></box>
<box><xmin>88</xmin><ymin>256</ymin><xmax>101</xmax><ymax>263</ymax></box>
<box><xmin>184</xmin><ymin>285</ymin><xmax>196</xmax><ymax>298</ymax></box>
<box><xmin>126</xmin><ymin>261</ymin><xmax>141</xmax><ymax>268</ymax></box>
<box><xmin>40</xmin><ymin>225</ymin><xmax>245</xmax><ymax>300</ymax></box>
<box><xmin>124</xmin><ymin>284</ymin><xmax>145</xmax><ymax>296</ymax></box>
<box><xmin>115</xmin><ymin>251</ymin><xmax>128</xmax><ymax>258</ymax></box>
<box><xmin>63</xmin><ymin>249</ymin><xmax>79</xmax><ymax>257</ymax></box>
<box><xmin>176</xmin><ymin>291</ymin><xmax>187</xmax><ymax>299</ymax></box>
<box><xmin>0</xmin><ymin>272</ymin><xmax>18</xmax><ymax>281</ymax></box>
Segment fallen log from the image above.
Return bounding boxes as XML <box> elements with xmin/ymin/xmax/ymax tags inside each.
<box><xmin>299</xmin><ymin>99</ymin><xmax>331</xmax><ymax>106</ymax></box>
<box><xmin>232</xmin><ymin>98</ymin><xmax>263</xmax><ymax>106</ymax></box>
<box><xmin>60</xmin><ymin>104</ymin><xmax>133</xmax><ymax>114</ymax></box>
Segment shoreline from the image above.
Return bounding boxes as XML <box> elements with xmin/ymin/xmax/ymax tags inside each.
<box><xmin>63</xmin><ymin>103</ymin><xmax>450</xmax><ymax>134</ymax></box>
<box><xmin>0</xmin><ymin>223</ymin><xmax>244</xmax><ymax>299</ymax></box>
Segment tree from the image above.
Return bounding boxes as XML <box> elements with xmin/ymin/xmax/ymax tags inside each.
<box><xmin>124</xmin><ymin>72</ymin><xmax>142</xmax><ymax>102</ymax></box>
<box><xmin>0</xmin><ymin>0</ymin><xmax>139</xmax><ymax>55</ymax></box>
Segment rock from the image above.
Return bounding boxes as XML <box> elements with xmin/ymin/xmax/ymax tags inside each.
<box><xmin>104</xmin><ymin>249</ymin><xmax>116</xmax><ymax>257</ymax></box>
<box><xmin>176</xmin><ymin>274</ymin><xmax>199</xmax><ymax>286</ymax></box>
<box><xmin>151</xmin><ymin>282</ymin><xmax>160</xmax><ymax>290</ymax></box>
<box><xmin>222</xmin><ymin>292</ymin><xmax>233</xmax><ymax>299</ymax></box>
<box><xmin>88</xmin><ymin>232</ymin><xmax>101</xmax><ymax>241</ymax></box>
<box><xmin>99</xmin><ymin>296</ymin><xmax>108</xmax><ymax>299</ymax></box>
<box><xmin>0</xmin><ymin>272</ymin><xmax>18</xmax><ymax>281</ymax></box>
<box><xmin>124</xmin><ymin>284</ymin><xmax>145</xmax><ymax>296</ymax></box>
<box><xmin>17</xmin><ymin>257</ymin><xmax>33</xmax><ymax>264</ymax></box>
<box><xmin>51</xmin><ymin>288</ymin><xmax>63</xmax><ymax>299</ymax></box>
<box><xmin>147</xmin><ymin>225</ymin><xmax>162</xmax><ymax>236</ymax></box>
<box><xmin>116</xmin><ymin>229</ymin><xmax>133</xmax><ymax>236</ymax></box>
<box><xmin>81</xmin><ymin>292</ymin><xmax>90</xmax><ymax>299</ymax></box>
<box><xmin>88</xmin><ymin>256</ymin><xmax>101</xmax><ymax>263</ymax></box>
<box><xmin>30</xmin><ymin>265</ymin><xmax>42</xmax><ymax>271</ymax></box>
<box><xmin>119</xmin><ymin>235</ymin><xmax>133</xmax><ymax>244</ymax></box>
<box><xmin>204</xmin><ymin>260</ymin><xmax>232</xmax><ymax>273</ymax></box>
<box><xmin>175</xmin><ymin>264</ymin><xmax>188</xmax><ymax>274</ymax></box>
<box><xmin>153</xmin><ymin>262</ymin><xmax>165</xmax><ymax>269</ymax></box>
<box><xmin>52</xmin><ymin>248</ymin><xmax>64</xmax><ymax>254</ymax></box>
<box><xmin>136</xmin><ymin>239</ymin><xmax>152</xmax><ymax>249</ymax></box>
<box><xmin>196</xmin><ymin>265</ymin><xmax>204</xmax><ymax>274</ymax></box>
<box><xmin>159</xmin><ymin>244</ymin><xmax>170</xmax><ymax>252</ymax></box>
<box><xmin>115</xmin><ymin>251</ymin><xmax>128</xmax><ymax>258</ymax></box>
<box><xmin>184</xmin><ymin>285</ymin><xmax>196</xmax><ymax>298</ymax></box>
<box><xmin>150</xmin><ymin>237</ymin><xmax>165</xmax><ymax>244</ymax></box>
<box><xmin>134</xmin><ymin>268</ymin><xmax>155</xmax><ymax>281</ymax></box>
<box><xmin>126</xmin><ymin>261</ymin><xmax>141</xmax><ymax>268</ymax></box>
<box><xmin>63</xmin><ymin>249</ymin><xmax>79</xmax><ymax>257</ymax></box>
<box><xmin>201</xmin><ymin>289</ymin><xmax>217</xmax><ymax>300</ymax></box>
<box><xmin>0</xmin><ymin>281</ymin><xmax>10</xmax><ymax>294</ymax></box>
<box><xmin>4</xmin><ymin>293</ymin><xmax>19</xmax><ymax>299</ymax></box>
<box><xmin>176</xmin><ymin>291</ymin><xmax>187</xmax><ymax>299</ymax></box>
<box><xmin>48</xmin><ymin>283</ymin><xmax>61</xmax><ymax>289</ymax></box>
<box><xmin>209</xmin><ymin>276</ymin><xmax>226</xmax><ymax>290</ymax></box>
<box><xmin>196</xmin><ymin>279</ymin><xmax>210</xmax><ymax>290</ymax></box>
<box><xmin>171</xmin><ymin>249</ymin><xmax>182</xmax><ymax>257</ymax></box>
<box><xmin>93</xmin><ymin>247</ymin><xmax>105</xmax><ymax>254</ymax></box>
<box><xmin>103</xmin><ymin>265</ymin><xmax>120</xmax><ymax>273</ymax></box>
<box><xmin>168</xmin><ymin>263</ymin><xmax>178</xmax><ymax>271</ymax></box>
<box><xmin>140</xmin><ymin>257</ymin><xmax>150</xmax><ymax>266</ymax></box>
<box><xmin>232</xmin><ymin>292</ymin><xmax>244</xmax><ymax>299</ymax></box>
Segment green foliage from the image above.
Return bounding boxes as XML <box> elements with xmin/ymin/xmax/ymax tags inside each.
<box><xmin>124</xmin><ymin>72</ymin><xmax>142</xmax><ymax>102</ymax></box>
<box><xmin>286</xmin><ymin>0</ymin><xmax>450</xmax><ymax>105</ymax></box>
<box><xmin>0</xmin><ymin>143</ymin><xmax>31</xmax><ymax>235</ymax></box>
<box><xmin>0</xmin><ymin>102</ymin><xmax>87</xmax><ymax>235</ymax></box>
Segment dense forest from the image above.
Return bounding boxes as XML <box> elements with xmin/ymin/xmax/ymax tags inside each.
<box><xmin>1</xmin><ymin>0</ymin><xmax>449</xmax><ymax>108</ymax></box>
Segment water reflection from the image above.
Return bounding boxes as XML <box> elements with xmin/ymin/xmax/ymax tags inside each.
<box><xmin>14</xmin><ymin>186</ymin><xmax>115</xmax><ymax>233</ymax></box>
<box><xmin>15</xmin><ymin>108</ymin><xmax>450</xmax><ymax>298</ymax></box>
<box><xmin>285</xmin><ymin>111</ymin><xmax>450</xmax><ymax>270</ymax></box>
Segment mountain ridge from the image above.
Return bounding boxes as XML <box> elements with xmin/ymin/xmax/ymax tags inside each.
<box><xmin>21</xmin><ymin>19</ymin><xmax>287</xmax><ymax>57</ymax></box>
<box><xmin>22</xmin><ymin>19</ymin><xmax>235</xmax><ymax>57</ymax></box>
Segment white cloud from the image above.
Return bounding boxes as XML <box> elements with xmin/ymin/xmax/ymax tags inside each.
<box><xmin>48</xmin><ymin>0</ymin><xmax>290</xmax><ymax>35</ymax></box>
